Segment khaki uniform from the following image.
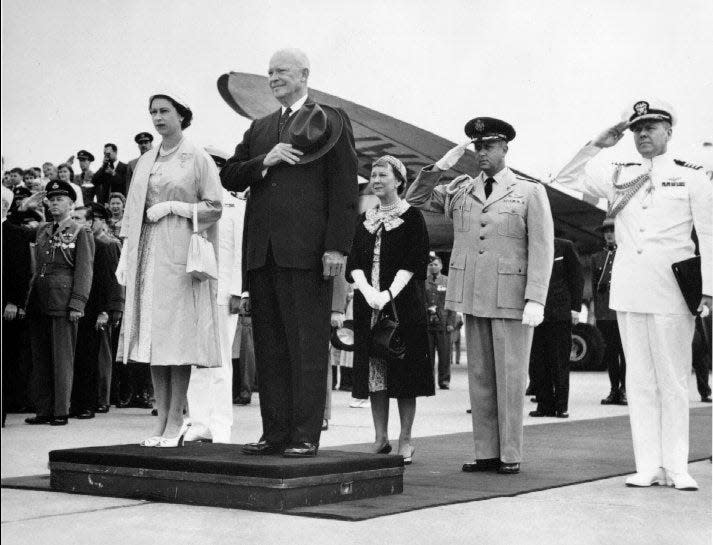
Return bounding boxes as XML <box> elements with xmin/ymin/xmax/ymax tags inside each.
<box><xmin>26</xmin><ymin>217</ymin><xmax>94</xmax><ymax>418</ymax></box>
<box><xmin>407</xmin><ymin>165</ymin><xmax>553</xmax><ymax>462</ymax></box>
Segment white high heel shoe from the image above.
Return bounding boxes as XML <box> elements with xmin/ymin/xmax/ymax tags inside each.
<box><xmin>140</xmin><ymin>436</ymin><xmax>163</xmax><ymax>447</ymax></box>
<box><xmin>156</xmin><ymin>421</ymin><xmax>191</xmax><ymax>448</ymax></box>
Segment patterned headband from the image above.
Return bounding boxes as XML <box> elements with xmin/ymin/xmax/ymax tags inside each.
<box><xmin>374</xmin><ymin>155</ymin><xmax>407</xmax><ymax>180</ymax></box>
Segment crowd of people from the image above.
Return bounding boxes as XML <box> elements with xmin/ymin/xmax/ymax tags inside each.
<box><xmin>2</xmin><ymin>48</ymin><xmax>711</xmax><ymax>492</ymax></box>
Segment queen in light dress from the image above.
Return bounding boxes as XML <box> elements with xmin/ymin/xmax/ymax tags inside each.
<box><xmin>116</xmin><ymin>91</ymin><xmax>222</xmax><ymax>447</ymax></box>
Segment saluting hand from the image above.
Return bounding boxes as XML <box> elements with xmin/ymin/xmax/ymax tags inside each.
<box><xmin>592</xmin><ymin>122</ymin><xmax>628</xmax><ymax>148</ymax></box>
<box><xmin>435</xmin><ymin>140</ymin><xmax>471</xmax><ymax>171</ymax></box>
<box><xmin>263</xmin><ymin>143</ymin><xmax>303</xmax><ymax>167</ymax></box>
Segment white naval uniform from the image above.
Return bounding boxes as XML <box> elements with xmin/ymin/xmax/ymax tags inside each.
<box><xmin>556</xmin><ymin>144</ymin><xmax>712</xmax><ymax>475</ymax></box>
<box><xmin>187</xmin><ymin>189</ymin><xmax>246</xmax><ymax>442</ymax></box>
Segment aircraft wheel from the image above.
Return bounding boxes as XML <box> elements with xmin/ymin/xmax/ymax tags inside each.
<box><xmin>570</xmin><ymin>323</ymin><xmax>605</xmax><ymax>371</ymax></box>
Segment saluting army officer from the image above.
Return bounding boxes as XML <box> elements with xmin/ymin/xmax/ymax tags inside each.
<box><xmin>24</xmin><ymin>180</ymin><xmax>95</xmax><ymax>426</ymax></box>
<box><xmin>556</xmin><ymin>99</ymin><xmax>712</xmax><ymax>490</ymax></box>
<box><xmin>407</xmin><ymin>117</ymin><xmax>554</xmax><ymax>474</ymax></box>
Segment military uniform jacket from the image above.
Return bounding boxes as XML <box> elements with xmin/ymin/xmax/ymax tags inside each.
<box><xmin>556</xmin><ymin>144</ymin><xmax>712</xmax><ymax>315</ymax></box>
<box><xmin>543</xmin><ymin>238</ymin><xmax>584</xmax><ymax>322</ymax></box>
<box><xmin>84</xmin><ymin>231</ymin><xmax>123</xmax><ymax>318</ymax></box>
<box><xmin>406</xmin><ymin>165</ymin><xmax>554</xmax><ymax>319</ymax></box>
<box><xmin>589</xmin><ymin>246</ymin><xmax>617</xmax><ymax>320</ymax></box>
<box><xmin>26</xmin><ymin>217</ymin><xmax>95</xmax><ymax>317</ymax></box>
<box><xmin>425</xmin><ymin>273</ymin><xmax>452</xmax><ymax>330</ymax></box>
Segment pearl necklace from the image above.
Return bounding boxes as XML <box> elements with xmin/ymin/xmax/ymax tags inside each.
<box><xmin>158</xmin><ymin>137</ymin><xmax>184</xmax><ymax>157</ymax></box>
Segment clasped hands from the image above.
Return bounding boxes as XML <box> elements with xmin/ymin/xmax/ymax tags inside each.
<box><xmin>361</xmin><ymin>285</ymin><xmax>391</xmax><ymax>310</ymax></box>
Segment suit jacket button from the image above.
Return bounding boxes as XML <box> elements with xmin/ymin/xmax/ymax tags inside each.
<box><xmin>271</xmin><ymin>183</ymin><xmax>277</xmax><ymax>187</ymax></box>
<box><xmin>478</xmin><ymin>250</ymin><xmax>484</xmax><ymax>254</ymax></box>
<box><xmin>480</xmin><ymin>222</ymin><xmax>486</xmax><ymax>227</ymax></box>
<box><xmin>479</xmin><ymin>235</ymin><xmax>485</xmax><ymax>240</ymax></box>
<box><xmin>637</xmin><ymin>249</ymin><xmax>643</xmax><ymax>254</ymax></box>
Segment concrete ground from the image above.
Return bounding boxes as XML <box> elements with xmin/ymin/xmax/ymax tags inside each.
<box><xmin>2</xmin><ymin>365</ymin><xmax>711</xmax><ymax>545</ymax></box>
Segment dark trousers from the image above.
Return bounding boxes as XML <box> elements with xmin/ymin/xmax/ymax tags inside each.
<box><xmin>2</xmin><ymin>318</ymin><xmax>33</xmax><ymax>414</ymax></box>
<box><xmin>692</xmin><ymin>317</ymin><xmax>711</xmax><ymax>398</ymax></box>
<box><xmin>249</xmin><ymin>261</ymin><xmax>331</xmax><ymax>445</ymax></box>
<box><xmin>598</xmin><ymin>320</ymin><xmax>626</xmax><ymax>393</ymax></box>
<box><xmin>233</xmin><ymin>316</ymin><xmax>256</xmax><ymax>400</ymax></box>
<box><xmin>29</xmin><ymin>314</ymin><xmax>78</xmax><ymax>417</ymax></box>
<box><xmin>72</xmin><ymin>316</ymin><xmax>100</xmax><ymax>412</ymax></box>
<box><xmin>531</xmin><ymin>320</ymin><xmax>572</xmax><ymax>413</ymax></box>
<box><xmin>428</xmin><ymin>329</ymin><xmax>451</xmax><ymax>385</ymax></box>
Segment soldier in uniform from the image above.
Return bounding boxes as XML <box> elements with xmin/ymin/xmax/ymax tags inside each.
<box><xmin>556</xmin><ymin>99</ymin><xmax>712</xmax><ymax>490</ymax></box>
<box><xmin>70</xmin><ymin>203</ymin><xmax>123</xmax><ymax>418</ymax></box>
<box><xmin>126</xmin><ymin>132</ymin><xmax>154</xmax><ymax>182</ymax></box>
<box><xmin>407</xmin><ymin>117</ymin><xmax>554</xmax><ymax>474</ymax></box>
<box><xmin>24</xmin><ymin>180</ymin><xmax>94</xmax><ymax>426</ymax></box>
<box><xmin>425</xmin><ymin>253</ymin><xmax>453</xmax><ymax>389</ymax></box>
<box><xmin>590</xmin><ymin>218</ymin><xmax>627</xmax><ymax>405</ymax></box>
<box><xmin>76</xmin><ymin>150</ymin><xmax>96</xmax><ymax>204</ymax></box>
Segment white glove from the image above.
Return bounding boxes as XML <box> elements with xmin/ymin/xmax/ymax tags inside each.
<box><xmin>387</xmin><ymin>270</ymin><xmax>414</xmax><ymax>298</ymax></box>
<box><xmin>115</xmin><ymin>244</ymin><xmax>128</xmax><ymax>286</ymax></box>
<box><xmin>435</xmin><ymin>141</ymin><xmax>470</xmax><ymax>171</ymax></box>
<box><xmin>170</xmin><ymin>201</ymin><xmax>193</xmax><ymax>219</ymax></box>
<box><xmin>351</xmin><ymin>270</ymin><xmax>381</xmax><ymax>309</ymax></box>
<box><xmin>146</xmin><ymin>201</ymin><xmax>174</xmax><ymax>222</ymax></box>
<box><xmin>522</xmin><ymin>301</ymin><xmax>545</xmax><ymax>327</ymax></box>
<box><xmin>374</xmin><ymin>291</ymin><xmax>391</xmax><ymax>310</ymax></box>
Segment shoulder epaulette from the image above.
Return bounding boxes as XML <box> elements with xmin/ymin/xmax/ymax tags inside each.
<box><xmin>514</xmin><ymin>174</ymin><xmax>537</xmax><ymax>184</ymax></box>
<box><xmin>674</xmin><ymin>159</ymin><xmax>703</xmax><ymax>170</ymax></box>
<box><xmin>612</xmin><ymin>162</ymin><xmax>641</xmax><ymax>167</ymax></box>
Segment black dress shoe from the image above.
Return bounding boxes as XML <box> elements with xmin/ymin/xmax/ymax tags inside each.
<box><xmin>241</xmin><ymin>440</ymin><xmax>284</xmax><ymax>455</ymax></box>
<box><xmin>50</xmin><ymin>416</ymin><xmax>69</xmax><ymax>426</ymax></box>
<box><xmin>95</xmin><ymin>405</ymin><xmax>110</xmax><ymax>414</ymax></box>
<box><xmin>439</xmin><ymin>383</ymin><xmax>450</xmax><ymax>390</ymax></box>
<box><xmin>462</xmin><ymin>458</ymin><xmax>500</xmax><ymax>472</ymax></box>
<box><xmin>555</xmin><ymin>411</ymin><xmax>569</xmax><ymax>418</ymax></box>
<box><xmin>601</xmin><ymin>391</ymin><xmax>620</xmax><ymax>405</ymax></box>
<box><xmin>529</xmin><ymin>410</ymin><xmax>555</xmax><ymax>417</ymax></box>
<box><xmin>498</xmin><ymin>462</ymin><xmax>520</xmax><ymax>474</ymax></box>
<box><xmin>233</xmin><ymin>396</ymin><xmax>251</xmax><ymax>405</ymax></box>
<box><xmin>151</xmin><ymin>408</ymin><xmax>158</xmax><ymax>416</ymax></box>
<box><xmin>701</xmin><ymin>395</ymin><xmax>712</xmax><ymax>403</ymax></box>
<box><xmin>283</xmin><ymin>442</ymin><xmax>319</xmax><ymax>458</ymax></box>
<box><xmin>25</xmin><ymin>415</ymin><xmax>52</xmax><ymax>425</ymax></box>
<box><xmin>129</xmin><ymin>397</ymin><xmax>153</xmax><ymax>409</ymax></box>
<box><xmin>74</xmin><ymin>409</ymin><xmax>95</xmax><ymax>419</ymax></box>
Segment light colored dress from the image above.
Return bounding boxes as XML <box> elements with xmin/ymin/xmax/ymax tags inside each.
<box><xmin>117</xmin><ymin>138</ymin><xmax>223</xmax><ymax>367</ymax></box>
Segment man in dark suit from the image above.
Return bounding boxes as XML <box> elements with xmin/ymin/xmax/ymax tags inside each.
<box><xmin>2</xmin><ymin>187</ymin><xmax>34</xmax><ymax>424</ymax></box>
<box><xmin>70</xmin><ymin>204</ymin><xmax>123</xmax><ymax>418</ymax></box>
<box><xmin>221</xmin><ymin>48</ymin><xmax>358</xmax><ymax>457</ymax></box>
<box><xmin>92</xmin><ymin>143</ymin><xmax>129</xmax><ymax>203</ymax></box>
<box><xmin>529</xmin><ymin>237</ymin><xmax>584</xmax><ymax>418</ymax></box>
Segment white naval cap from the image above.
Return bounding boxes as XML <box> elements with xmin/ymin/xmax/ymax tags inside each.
<box><xmin>623</xmin><ymin>98</ymin><xmax>676</xmax><ymax>128</ymax></box>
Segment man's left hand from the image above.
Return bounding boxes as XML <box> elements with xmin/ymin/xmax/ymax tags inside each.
<box><xmin>322</xmin><ymin>251</ymin><xmax>346</xmax><ymax>279</ymax></box>
<box><xmin>571</xmin><ymin>310</ymin><xmax>580</xmax><ymax>325</ymax></box>
<box><xmin>95</xmin><ymin>312</ymin><xmax>109</xmax><ymax>331</ymax></box>
<box><xmin>522</xmin><ymin>301</ymin><xmax>545</xmax><ymax>327</ymax></box>
<box><xmin>68</xmin><ymin>310</ymin><xmax>84</xmax><ymax>322</ymax></box>
<box><xmin>330</xmin><ymin>312</ymin><xmax>345</xmax><ymax>328</ymax></box>
<box><xmin>698</xmin><ymin>295</ymin><xmax>712</xmax><ymax>318</ymax></box>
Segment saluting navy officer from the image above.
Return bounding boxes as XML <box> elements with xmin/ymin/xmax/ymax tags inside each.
<box><xmin>556</xmin><ymin>99</ymin><xmax>712</xmax><ymax>490</ymax></box>
<box><xmin>24</xmin><ymin>180</ymin><xmax>95</xmax><ymax>426</ymax></box>
<box><xmin>407</xmin><ymin>117</ymin><xmax>554</xmax><ymax>474</ymax></box>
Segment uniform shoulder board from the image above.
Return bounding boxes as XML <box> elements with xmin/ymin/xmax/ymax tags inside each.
<box><xmin>612</xmin><ymin>162</ymin><xmax>641</xmax><ymax>167</ymax></box>
<box><xmin>674</xmin><ymin>159</ymin><xmax>703</xmax><ymax>170</ymax></box>
<box><xmin>514</xmin><ymin>173</ymin><xmax>537</xmax><ymax>184</ymax></box>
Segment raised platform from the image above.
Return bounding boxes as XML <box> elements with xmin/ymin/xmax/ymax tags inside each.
<box><xmin>48</xmin><ymin>443</ymin><xmax>403</xmax><ymax>511</ymax></box>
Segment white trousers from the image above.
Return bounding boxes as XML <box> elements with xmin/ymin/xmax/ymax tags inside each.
<box><xmin>187</xmin><ymin>304</ymin><xmax>238</xmax><ymax>443</ymax></box>
<box><xmin>617</xmin><ymin>311</ymin><xmax>695</xmax><ymax>474</ymax></box>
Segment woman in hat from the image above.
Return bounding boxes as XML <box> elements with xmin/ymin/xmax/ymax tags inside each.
<box><xmin>115</xmin><ymin>91</ymin><xmax>222</xmax><ymax>447</ymax></box>
<box><xmin>346</xmin><ymin>155</ymin><xmax>433</xmax><ymax>464</ymax></box>
<box><xmin>107</xmin><ymin>192</ymin><xmax>125</xmax><ymax>239</ymax></box>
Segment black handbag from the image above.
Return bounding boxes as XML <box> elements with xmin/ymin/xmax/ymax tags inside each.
<box><xmin>671</xmin><ymin>255</ymin><xmax>702</xmax><ymax>315</ymax></box>
<box><xmin>369</xmin><ymin>290</ymin><xmax>406</xmax><ymax>360</ymax></box>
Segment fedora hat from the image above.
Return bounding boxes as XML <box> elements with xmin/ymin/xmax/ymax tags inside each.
<box><xmin>330</xmin><ymin>320</ymin><xmax>355</xmax><ymax>352</ymax></box>
<box><xmin>287</xmin><ymin>103</ymin><xmax>344</xmax><ymax>165</ymax></box>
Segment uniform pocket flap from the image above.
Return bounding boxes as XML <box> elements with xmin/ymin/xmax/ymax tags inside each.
<box><xmin>449</xmin><ymin>252</ymin><xmax>467</xmax><ymax>270</ymax></box>
<box><xmin>45</xmin><ymin>276</ymin><xmax>72</xmax><ymax>288</ymax></box>
<box><xmin>497</xmin><ymin>258</ymin><xmax>526</xmax><ymax>275</ymax></box>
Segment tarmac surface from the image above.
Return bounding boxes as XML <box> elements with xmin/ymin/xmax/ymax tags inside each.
<box><xmin>2</xmin><ymin>365</ymin><xmax>711</xmax><ymax>545</ymax></box>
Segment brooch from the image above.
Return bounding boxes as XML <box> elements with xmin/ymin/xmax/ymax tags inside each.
<box><xmin>179</xmin><ymin>152</ymin><xmax>193</xmax><ymax>168</ymax></box>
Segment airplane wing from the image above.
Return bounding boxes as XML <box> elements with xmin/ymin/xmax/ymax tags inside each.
<box><xmin>218</xmin><ymin>72</ymin><xmax>605</xmax><ymax>253</ymax></box>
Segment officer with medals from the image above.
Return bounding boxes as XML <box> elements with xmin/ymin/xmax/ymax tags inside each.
<box><xmin>407</xmin><ymin>117</ymin><xmax>554</xmax><ymax>474</ymax></box>
<box><xmin>556</xmin><ymin>99</ymin><xmax>712</xmax><ymax>490</ymax></box>
<box><xmin>24</xmin><ymin>180</ymin><xmax>95</xmax><ymax>426</ymax></box>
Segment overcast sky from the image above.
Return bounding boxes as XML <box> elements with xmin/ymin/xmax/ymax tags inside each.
<box><xmin>2</xmin><ymin>0</ymin><xmax>712</xmax><ymax>178</ymax></box>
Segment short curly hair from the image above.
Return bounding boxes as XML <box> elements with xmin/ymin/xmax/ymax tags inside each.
<box><xmin>149</xmin><ymin>95</ymin><xmax>193</xmax><ymax>130</ymax></box>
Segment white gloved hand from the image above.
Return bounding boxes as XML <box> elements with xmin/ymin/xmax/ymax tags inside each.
<box><xmin>435</xmin><ymin>141</ymin><xmax>471</xmax><ymax>171</ymax></box>
<box><xmin>146</xmin><ymin>201</ymin><xmax>174</xmax><ymax>222</ymax></box>
<box><xmin>350</xmin><ymin>270</ymin><xmax>381</xmax><ymax>310</ymax></box>
<box><xmin>521</xmin><ymin>301</ymin><xmax>545</xmax><ymax>327</ymax></box>
<box><xmin>374</xmin><ymin>291</ymin><xmax>392</xmax><ymax>310</ymax></box>
<box><xmin>115</xmin><ymin>244</ymin><xmax>128</xmax><ymax>286</ymax></box>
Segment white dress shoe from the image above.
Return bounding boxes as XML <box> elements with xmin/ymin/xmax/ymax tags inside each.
<box><xmin>625</xmin><ymin>469</ymin><xmax>665</xmax><ymax>487</ymax></box>
<box><xmin>666</xmin><ymin>472</ymin><xmax>698</xmax><ymax>491</ymax></box>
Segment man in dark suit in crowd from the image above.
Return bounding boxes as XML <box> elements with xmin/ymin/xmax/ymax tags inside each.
<box><xmin>590</xmin><ymin>218</ymin><xmax>627</xmax><ymax>405</ymax></box>
<box><xmin>529</xmin><ymin>236</ymin><xmax>584</xmax><ymax>418</ymax></box>
<box><xmin>92</xmin><ymin>143</ymin><xmax>129</xmax><ymax>203</ymax></box>
<box><xmin>425</xmin><ymin>254</ymin><xmax>454</xmax><ymax>389</ymax></box>
<box><xmin>70</xmin><ymin>204</ymin><xmax>123</xmax><ymax>418</ymax></box>
<box><xmin>221</xmin><ymin>48</ymin><xmax>358</xmax><ymax>457</ymax></box>
<box><xmin>23</xmin><ymin>181</ymin><xmax>94</xmax><ymax>426</ymax></box>
<box><xmin>2</xmin><ymin>186</ymin><xmax>34</xmax><ymax>424</ymax></box>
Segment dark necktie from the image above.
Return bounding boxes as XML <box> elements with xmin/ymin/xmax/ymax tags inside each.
<box><xmin>484</xmin><ymin>177</ymin><xmax>495</xmax><ymax>199</ymax></box>
<box><xmin>278</xmin><ymin>107</ymin><xmax>292</xmax><ymax>137</ymax></box>
<box><xmin>52</xmin><ymin>223</ymin><xmax>59</xmax><ymax>235</ymax></box>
